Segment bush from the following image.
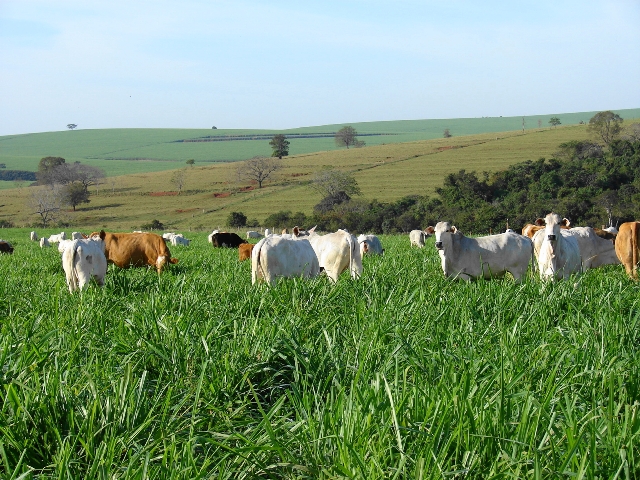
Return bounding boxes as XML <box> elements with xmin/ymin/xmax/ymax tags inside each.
<box><xmin>141</xmin><ymin>219</ymin><xmax>165</xmax><ymax>230</ymax></box>
<box><xmin>227</xmin><ymin>212</ymin><xmax>247</xmax><ymax>228</ymax></box>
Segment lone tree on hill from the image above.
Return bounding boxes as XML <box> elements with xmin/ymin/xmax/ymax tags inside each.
<box><xmin>67</xmin><ymin>124</ymin><xmax>77</xmax><ymax>130</ymax></box>
<box><xmin>269</xmin><ymin>134</ymin><xmax>290</xmax><ymax>159</ymax></box>
<box><xmin>587</xmin><ymin>110</ymin><xmax>623</xmax><ymax>146</ymax></box>
<box><xmin>549</xmin><ymin>117</ymin><xmax>561</xmax><ymax>128</ymax></box>
<box><xmin>443</xmin><ymin>128</ymin><xmax>452</xmax><ymax>138</ymax></box>
<box><xmin>335</xmin><ymin>126</ymin><xmax>361</xmax><ymax>149</ymax></box>
<box><xmin>63</xmin><ymin>182</ymin><xmax>90</xmax><ymax>211</ymax></box>
<box><xmin>227</xmin><ymin>211</ymin><xmax>247</xmax><ymax>228</ymax></box>
<box><xmin>310</xmin><ymin>169</ymin><xmax>361</xmax><ymax>198</ymax></box>
<box><xmin>236</xmin><ymin>156</ymin><xmax>282</xmax><ymax>188</ymax></box>
<box><xmin>186</xmin><ymin>159</ymin><xmax>195</xmax><ymax>166</ymax></box>
<box><xmin>171</xmin><ymin>168</ymin><xmax>187</xmax><ymax>194</ymax></box>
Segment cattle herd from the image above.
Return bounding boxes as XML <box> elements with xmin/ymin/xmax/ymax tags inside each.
<box><xmin>3</xmin><ymin>214</ymin><xmax>639</xmax><ymax>293</ymax></box>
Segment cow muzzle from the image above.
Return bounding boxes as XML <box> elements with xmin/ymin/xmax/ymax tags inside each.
<box><xmin>547</xmin><ymin>234</ymin><xmax>556</xmax><ymax>241</ymax></box>
<box><xmin>435</xmin><ymin>241</ymin><xmax>443</xmax><ymax>250</ymax></box>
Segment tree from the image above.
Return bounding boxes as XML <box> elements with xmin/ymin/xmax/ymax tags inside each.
<box><xmin>310</xmin><ymin>169</ymin><xmax>361</xmax><ymax>198</ymax></box>
<box><xmin>549</xmin><ymin>117</ymin><xmax>561</xmax><ymax>128</ymax></box>
<box><xmin>269</xmin><ymin>134</ymin><xmax>290</xmax><ymax>159</ymax></box>
<box><xmin>28</xmin><ymin>187</ymin><xmax>62</xmax><ymax>227</ymax></box>
<box><xmin>186</xmin><ymin>159</ymin><xmax>195</xmax><ymax>166</ymax></box>
<box><xmin>63</xmin><ymin>182</ymin><xmax>90</xmax><ymax>211</ymax></box>
<box><xmin>227</xmin><ymin>211</ymin><xmax>247</xmax><ymax>228</ymax></box>
<box><xmin>335</xmin><ymin>126</ymin><xmax>360</xmax><ymax>149</ymax></box>
<box><xmin>171</xmin><ymin>168</ymin><xmax>187</xmax><ymax>194</ymax></box>
<box><xmin>67</xmin><ymin>124</ymin><xmax>77</xmax><ymax>130</ymax></box>
<box><xmin>236</xmin><ymin>156</ymin><xmax>282</xmax><ymax>188</ymax></box>
<box><xmin>587</xmin><ymin>111</ymin><xmax>623</xmax><ymax>145</ymax></box>
<box><xmin>443</xmin><ymin>128</ymin><xmax>452</xmax><ymax>138</ymax></box>
<box><xmin>37</xmin><ymin>156</ymin><xmax>66</xmax><ymax>186</ymax></box>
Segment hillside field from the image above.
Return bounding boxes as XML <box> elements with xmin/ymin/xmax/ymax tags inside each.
<box><xmin>0</xmin><ymin>230</ymin><xmax>637</xmax><ymax>477</ymax></box>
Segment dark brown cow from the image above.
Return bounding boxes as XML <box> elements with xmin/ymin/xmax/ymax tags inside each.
<box><xmin>90</xmin><ymin>230</ymin><xmax>178</xmax><ymax>273</ymax></box>
<box><xmin>615</xmin><ymin>221</ymin><xmax>640</xmax><ymax>279</ymax></box>
<box><xmin>238</xmin><ymin>243</ymin><xmax>255</xmax><ymax>262</ymax></box>
<box><xmin>210</xmin><ymin>232</ymin><xmax>247</xmax><ymax>248</ymax></box>
<box><xmin>0</xmin><ymin>240</ymin><xmax>14</xmax><ymax>254</ymax></box>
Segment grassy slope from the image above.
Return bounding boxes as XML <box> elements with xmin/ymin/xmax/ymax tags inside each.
<box><xmin>0</xmin><ymin>122</ymin><xmax>604</xmax><ymax>231</ymax></box>
<box><xmin>0</xmin><ymin>231</ymin><xmax>637</xmax><ymax>477</ymax></box>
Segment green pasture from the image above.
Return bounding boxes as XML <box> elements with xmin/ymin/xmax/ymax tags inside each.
<box><xmin>0</xmin><ymin>230</ymin><xmax>637</xmax><ymax>478</ymax></box>
<box><xmin>2</xmin><ymin>109</ymin><xmax>638</xmax><ymax>179</ymax></box>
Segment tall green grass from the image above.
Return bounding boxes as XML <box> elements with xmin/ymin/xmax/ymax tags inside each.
<box><xmin>0</xmin><ymin>230</ymin><xmax>638</xmax><ymax>478</ymax></box>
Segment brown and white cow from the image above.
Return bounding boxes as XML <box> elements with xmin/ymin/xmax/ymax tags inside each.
<box><xmin>615</xmin><ymin>221</ymin><xmax>640</xmax><ymax>279</ymax></box>
<box><xmin>90</xmin><ymin>230</ymin><xmax>178</xmax><ymax>273</ymax></box>
<box><xmin>238</xmin><ymin>243</ymin><xmax>255</xmax><ymax>262</ymax></box>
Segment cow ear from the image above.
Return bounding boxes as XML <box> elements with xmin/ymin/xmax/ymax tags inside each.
<box><xmin>309</xmin><ymin>225</ymin><xmax>317</xmax><ymax>234</ymax></box>
<box><xmin>293</xmin><ymin>226</ymin><xmax>299</xmax><ymax>236</ymax></box>
<box><xmin>100</xmin><ymin>230</ymin><xmax>106</xmax><ymax>240</ymax></box>
<box><xmin>562</xmin><ymin>218</ymin><xmax>571</xmax><ymax>227</ymax></box>
<box><xmin>451</xmin><ymin>226</ymin><xmax>458</xmax><ymax>234</ymax></box>
<box><xmin>535</xmin><ymin>218</ymin><xmax>545</xmax><ymax>226</ymax></box>
<box><xmin>424</xmin><ymin>226</ymin><xmax>434</xmax><ymax>235</ymax></box>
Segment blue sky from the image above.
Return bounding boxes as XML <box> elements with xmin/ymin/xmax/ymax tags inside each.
<box><xmin>1</xmin><ymin>0</ymin><xmax>639</xmax><ymax>136</ymax></box>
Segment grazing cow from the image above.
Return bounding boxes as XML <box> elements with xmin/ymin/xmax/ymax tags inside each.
<box><xmin>209</xmin><ymin>232</ymin><xmax>247</xmax><ymax>248</ymax></box>
<box><xmin>409</xmin><ymin>229</ymin><xmax>430</xmax><ymax>247</ymax></box>
<box><xmin>246</xmin><ymin>231</ymin><xmax>263</xmax><ymax>240</ymax></box>
<box><xmin>614</xmin><ymin>221</ymin><xmax>640</xmax><ymax>279</ymax></box>
<box><xmin>40</xmin><ymin>237</ymin><xmax>51</xmax><ymax>248</ymax></box>
<box><xmin>567</xmin><ymin>227</ymin><xmax>619</xmax><ymax>270</ymax></box>
<box><xmin>90</xmin><ymin>230</ymin><xmax>178</xmax><ymax>273</ymax></box>
<box><xmin>264</xmin><ymin>228</ymin><xmax>271</xmax><ymax>237</ymax></box>
<box><xmin>0</xmin><ymin>240</ymin><xmax>14</xmax><ymax>254</ymax></box>
<box><xmin>357</xmin><ymin>234</ymin><xmax>384</xmax><ymax>256</ymax></box>
<box><xmin>71</xmin><ymin>232</ymin><xmax>87</xmax><ymax>240</ymax></box>
<box><xmin>170</xmin><ymin>234</ymin><xmax>190</xmax><ymax>246</ymax></box>
<box><xmin>300</xmin><ymin>228</ymin><xmax>363</xmax><ymax>282</ymax></box>
<box><xmin>239</xmin><ymin>243</ymin><xmax>255</xmax><ymax>262</ymax></box>
<box><xmin>58</xmin><ymin>239</ymin><xmax>74</xmax><ymax>253</ymax></box>
<box><xmin>30</xmin><ymin>231</ymin><xmax>39</xmax><ymax>242</ymax></box>
<box><xmin>251</xmin><ymin>235</ymin><xmax>319</xmax><ymax>285</ymax></box>
<box><xmin>162</xmin><ymin>232</ymin><xmax>176</xmax><ymax>239</ymax></box>
<box><xmin>532</xmin><ymin>214</ymin><xmax>581</xmax><ymax>280</ymax></box>
<box><xmin>207</xmin><ymin>230</ymin><xmax>220</xmax><ymax>244</ymax></box>
<box><xmin>62</xmin><ymin>236</ymin><xmax>108</xmax><ymax>293</ymax></box>
<box><xmin>425</xmin><ymin>222</ymin><xmax>532</xmax><ymax>282</ymax></box>
<box><xmin>48</xmin><ymin>232</ymin><xmax>66</xmax><ymax>243</ymax></box>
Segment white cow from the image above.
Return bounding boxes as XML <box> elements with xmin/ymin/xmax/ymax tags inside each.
<box><xmin>603</xmin><ymin>226</ymin><xmax>618</xmax><ymax>234</ymax></box>
<box><xmin>409</xmin><ymin>229</ymin><xmax>430</xmax><ymax>247</ymax></box>
<box><xmin>300</xmin><ymin>228</ymin><xmax>363</xmax><ymax>282</ymax></box>
<box><xmin>40</xmin><ymin>237</ymin><xmax>51</xmax><ymax>248</ymax></box>
<box><xmin>58</xmin><ymin>239</ymin><xmax>74</xmax><ymax>253</ymax></box>
<box><xmin>30</xmin><ymin>231</ymin><xmax>39</xmax><ymax>242</ymax></box>
<box><xmin>48</xmin><ymin>232</ymin><xmax>66</xmax><ymax>243</ymax></box>
<box><xmin>170</xmin><ymin>234</ymin><xmax>190</xmax><ymax>246</ymax></box>
<box><xmin>162</xmin><ymin>232</ymin><xmax>176</xmax><ymax>240</ymax></box>
<box><xmin>264</xmin><ymin>228</ymin><xmax>272</xmax><ymax>237</ymax></box>
<box><xmin>357</xmin><ymin>234</ymin><xmax>384</xmax><ymax>256</ymax></box>
<box><xmin>246</xmin><ymin>231</ymin><xmax>263</xmax><ymax>240</ymax></box>
<box><xmin>568</xmin><ymin>227</ymin><xmax>619</xmax><ymax>270</ymax></box>
<box><xmin>426</xmin><ymin>222</ymin><xmax>532</xmax><ymax>282</ymax></box>
<box><xmin>532</xmin><ymin>213</ymin><xmax>581</xmax><ymax>280</ymax></box>
<box><xmin>251</xmin><ymin>235</ymin><xmax>319</xmax><ymax>286</ymax></box>
<box><xmin>71</xmin><ymin>232</ymin><xmax>86</xmax><ymax>240</ymax></box>
<box><xmin>62</xmin><ymin>238</ymin><xmax>108</xmax><ymax>293</ymax></box>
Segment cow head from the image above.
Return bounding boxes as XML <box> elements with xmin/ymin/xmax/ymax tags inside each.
<box><xmin>543</xmin><ymin>213</ymin><xmax>568</xmax><ymax>242</ymax></box>
<box><xmin>434</xmin><ymin>222</ymin><xmax>457</xmax><ymax>250</ymax></box>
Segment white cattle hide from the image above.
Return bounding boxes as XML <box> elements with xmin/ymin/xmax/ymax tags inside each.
<box><xmin>71</xmin><ymin>232</ymin><xmax>86</xmax><ymax>240</ymax></box>
<box><xmin>303</xmin><ymin>228</ymin><xmax>363</xmax><ymax>282</ymax></box>
<box><xmin>40</xmin><ymin>237</ymin><xmax>51</xmax><ymax>248</ymax></box>
<box><xmin>251</xmin><ymin>235</ymin><xmax>319</xmax><ymax>286</ymax></box>
<box><xmin>48</xmin><ymin>232</ymin><xmax>66</xmax><ymax>243</ymax></box>
<box><xmin>532</xmin><ymin>213</ymin><xmax>581</xmax><ymax>280</ymax></box>
<box><xmin>409</xmin><ymin>230</ymin><xmax>430</xmax><ymax>247</ymax></box>
<box><xmin>357</xmin><ymin>234</ymin><xmax>384</xmax><ymax>256</ymax></box>
<box><xmin>30</xmin><ymin>231</ymin><xmax>39</xmax><ymax>241</ymax></box>
<box><xmin>62</xmin><ymin>238</ymin><xmax>108</xmax><ymax>293</ymax></box>
<box><xmin>427</xmin><ymin>222</ymin><xmax>532</xmax><ymax>282</ymax></box>
<box><xmin>207</xmin><ymin>230</ymin><xmax>220</xmax><ymax>244</ymax></box>
<box><xmin>568</xmin><ymin>227</ymin><xmax>619</xmax><ymax>270</ymax></box>
<box><xmin>264</xmin><ymin>228</ymin><xmax>272</xmax><ymax>237</ymax></box>
<box><xmin>170</xmin><ymin>234</ymin><xmax>190</xmax><ymax>246</ymax></box>
<box><xmin>246</xmin><ymin>231</ymin><xmax>263</xmax><ymax>239</ymax></box>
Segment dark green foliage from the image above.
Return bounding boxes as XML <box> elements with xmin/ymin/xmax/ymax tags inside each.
<box><xmin>140</xmin><ymin>219</ymin><xmax>164</xmax><ymax>230</ymax></box>
<box><xmin>227</xmin><ymin>211</ymin><xmax>247</xmax><ymax>228</ymax></box>
<box><xmin>549</xmin><ymin>117</ymin><xmax>561</xmax><ymax>128</ymax></box>
<box><xmin>587</xmin><ymin>110</ymin><xmax>623</xmax><ymax>145</ymax></box>
<box><xmin>335</xmin><ymin>126</ymin><xmax>359</xmax><ymax>149</ymax></box>
<box><xmin>263</xmin><ymin>210</ymin><xmax>308</xmax><ymax>229</ymax></box>
<box><xmin>269</xmin><ymin>134</ymin><xmax>290</xmax><ymax>159</ymax></box>
<box><xmin>0</xmin><ymin>170</ymin><xmax>37</xmax><ymax>181</ymax></box>
<box><xmin>37</xmin><ymin>156</ymin><xmax>66</xmax><ymax>185</ymax></box>
<box><xmin>63</xmin><ymin>182</ymin><xmax>90</xmax><ymax>211</ymax></box>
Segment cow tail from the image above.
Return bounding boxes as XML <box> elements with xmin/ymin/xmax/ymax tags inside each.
<box><xmin>62</xmin><ymin>242</ymin><xmax>78</xmax><ymax>292</ymax></box>
<box><xmin>634</xmin><ymin>223</ymin><xmax>639</xmax><ymax>279</ymax></box>
<box><xmin>252</xmin><ymin>238</ymin><xmax>264</xmax><ymax>284</ymax></box>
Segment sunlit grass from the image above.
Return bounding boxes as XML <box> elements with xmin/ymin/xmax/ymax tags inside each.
<box><xmin>0</xmin><ymin>231</ymin><xmax>638</xmax><ymax>478</ymax></box>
